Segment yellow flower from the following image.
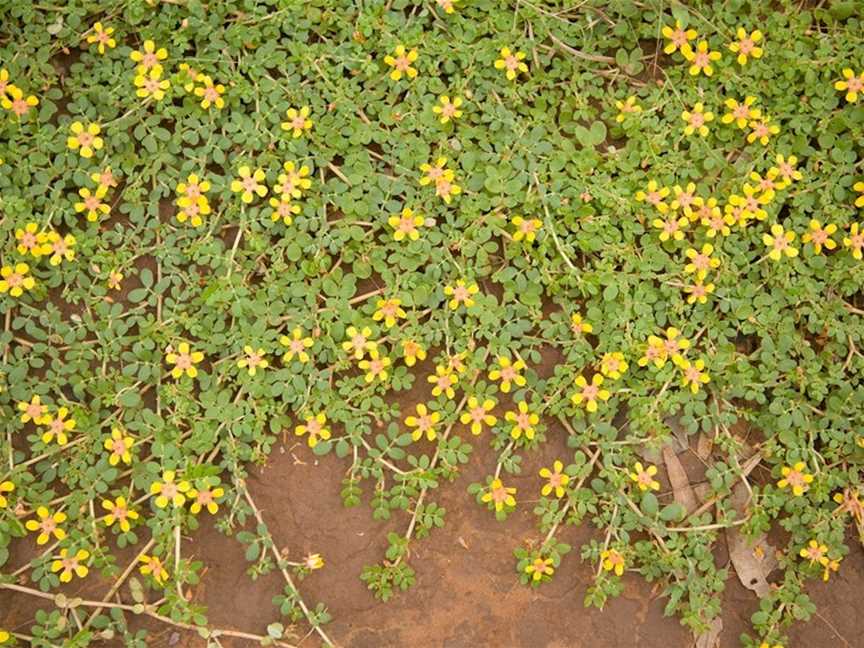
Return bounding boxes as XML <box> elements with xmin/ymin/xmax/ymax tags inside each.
<box><xmin>601</xmin><ymin>549</ymin><xmax>626</xmax><ymax>576</ymax></box>
<box><xmin>637</xmin><ymin>335</ymin><xmax>667</xmax><ymax>369</ymax></box>
<box><xmin>342</xmin><ymin>326</ymin><xmax>376</xmax><ymax>359</ymax></box>
<box><xmin>177</xmin><ymin>63</ymin><xmax>201</xmax><ymax>92</ymax></box>
<box><xmin>525</xmin><ymin>556</ymin><xmax>554</xmax><ymax>581</ymax></box>
<box><xmin>18</xmin><ymin>395</ymin><xmax>48</xmax><ymax>424</ymax></box>
<box><xmin>488</xmin><ymin>356</ymin><xmax>526</xmax><ymax>393</ymax></box>
<box><xmin>494</xmin><ymin>47</ymin><xmax>528</xmax><ymax>81</ymax></box>
<box><xmin>635</xmin><ymin>180</ymin><xmax>671</xmax><ymax>213</ymax></box>
<box><xmin>15</xmin><ymin>222</ymin><xmax>45</xmax><ymax>257</ymax></box>
<box><xmin>134</xmin><ymin>68</ymin><xmax>171</xmax><ymax>101</ymax></box>
<box><xmin>747</xmin><ymin>115</ymin><xmax>780</xmax><ymax>145</ymax></box>
<box><xmin>728</xmin><ymin>28</ymin><xmax>764</xmax><ymax>65</ymax></box>
<box><xmin>684</xmin><ymin>243</ymin><xmax>720</xmax><ymax>280</ymax></box>
<box><xmin>600</xmin><ymin>352</ymin><xmax>628</xmax><ymax>380</ymax></box>
<box><xmin>822</xmin><ymin>558</ymin><xmax>841</xmax><ymax>582</ymax></box>
<box><xmin>401</xmin><ymin>339</ymin><xmax>426</xmax><ymax>367</ymax></box>
<box><xmin>446</xmin><ymin>351</ymin><xmax>469</xmax><ymax>375</ymax></box>
<box><xmin>762</xmin><ymin>223</ymin><xmax>798</xmax><ymax>261</ymax></box>
<box><xmin>130</xmin><ymin>39</ymin><xmax>168</xmax><ymax>74</ymax></box>
<box><xmin>684</xmin><ymin>280</ymin><xmax>715</xmax><ymax>305</ymax></box>
<box><xmin>41</xmin><ymin>407</ymin><xmax>76</xmax><ymax>445</ymax></box>
<box><xmin>358</xmin><ymin>349</ymin><xmax>391</xmax><ymax>383</ymax></box>
<box><xmin>681</xmin><ymin>40</ymin><xmax>721</xmax><ymax>76</ymax></box>
<box><xmin>834</xmin><ymin>68</ymin><xmax>864</xmax><ymax>103</ymax></box>
<box><xmin>0</xmin><ymin>262</ymin><xmax>36</xmax><ymax>298</ymax></box>
<box><xmin>505</xmin><ymin>400</ymin><xmax>539</xmax><ymax>441</ymax></box>
<box><xmin>670</xmin><ymin>183</ymin><xmax>703</xmax><ymax>220</ymax></box>
<box><xmin>237</xmin><ymin>345</ymin><xmax>269</xmax><ymax>376</ymax></box>
<box><xmin>427</xmin><ymin>365</ymin><xmax>459</xmax><ymax>399</ymax></box>
<box><xmin>459</xmin><ymin>396</ymin><xmax>497</xmax><ymax>435</ymax></box>
<box><xmin>177</xmin><ymin>199</ymin><xmax>211</xmax><ymax>227</ymax></box>
<box><xmin>103</xmin><ymin>427</ymin><xmax>134</xmax><ymax>466</ymax></box>
<box><xmin>295</xmin><ymin>413</ymin><xmax>331</xmax><ymax>448</ymax></box>
<box><xmin>758</xmin><ymin>643</ymin><xmax>783</xmax><ymax>648</ymax></box>
<box><xmin>25</xmin><ymin>506</ymin><xmax>67</xmax><ymax>545</ymax></box>
<box><xmin>176</xmin><ymin>173</ymin><xmax>211</xmax><ymax>208</ymax></box>
<box><xmin>107</xmin><ymin>270</ymin><xmax>124</xmax><ymax>290</ymax></box>
<box><xmin>193</xmin><ymin>74</ymin><xmax>225</xmax><ymax>110</ymax></box>
<box><xmin>373</xmin><ymin>298</ymin><xmax>406</xmax><ymax>328</ymax></box>
<box><xmin>40</xmin><ymin>231</ymin><xmax>76</xmax><ymax>266</ymax></box>
<box><xmin>0</xmin><ymin>85</ymin><xmax>38</xmax><ymax>117</ymax></box>
<box><xmin>699</xmin><ymin>198</ymin><xmax>734</xmax><ymax>237</ymax></box>
<box><xmin>679</xmin><ymin>358</ymin><xmax>710</xmax><ymax>394</ymax></box>
<box><xmin>0</xmin><ymin>629</ymin><xmax>9</xmax><ymax>644</ymax></box>
<box><xmin>51</xmin><ymin>548</ymin><xmax>90</xmax><ymax>583</ymax></box>
<box><xmin>281</xmin><ymin>106</ymin><xmax>313</xmax><ymax>137</ymax></box>
<box><xmin>280</xmin><ymin>328</ymin><xmax>314</xmax><ymax>363</ymax></box>
<box><xmin>652</xmin><ymin>214</ymin><xmax>689</xmax><ymax>241</ymax></box>
<box><xmin>384</xmin><ymin>45</ymin><xmax>419</xmax><ymax>81</ymax></box>
<box><xmin>570</xmin><ymin>312</ymin><xmax>593</xmax><ymax>335</ymax></box>
<box><xmin>304</xmin><ymin>553</ymin><xmax>325</xmax><ymax>570</ymax></box>
<box><xmin>721</xmin><ymin>96</ymin><xmax>760</xmax><ymax>129</ymax></box>
<box><xmin>419</xmin><ymin>157</ymin><xmax>454</xmax><ymax>186</ymax></box>
<box><xmin>661</xmin><ymin>21</ymin><xmax>697</xmax><ymax>54</ymax></box>
<box><xmin>150</xmin><ymin>470</ymin><xmax>191</xmax><ymax>509</ymax></box>
<box><xmin>67</xmin><ymin>121</ymin><xmax>104</xmax><ymax>158</ymax></box>
<box><xmin>681</xmin><ymin>102</ymin><xmax>714</xmax><ymax>137</ymax></box>
<box><xmin>843</xmin><ymin>223</ymin><xmax>864</xmax><ymax>260</ymax></box>
<box><xmin>432</xmin><ymin>95</ymin><xmax>463</xmax><ymax>124</ymax></box>
<box><xmin>0</xmin><ymin>481</ymin><xmax>15</xmax><ymax>509</ymax></box>
<box><xmin>629</xmin><ymin>462</ymin><xmax>660</xmax><ymax>491</ymax></box>
<box><xmin>799</xmin><ymin>539</ymin><xmax>829</xmax><ymax>566</ymax></box>
<box><xmin>511</xmin><ymin>215</ymin><xmax>543</xmax><ymax>243</ymax></box>
<box><xmin>771</xmin><ymin>154</ymin><xmax>803</xmax><ymax>190</ymax></box>
<box><xmin>539</xmin><ymin>460</ymin><xmax>569</xmax><ymax>497</ymax></box>
<box><xmin>615</xmin><ymin>95</ymin><xmax>642</xmax><ymax>122</ymax></box>
<box><xmin>481</xmin><ymin>478</ymin><xmax>516</xmax><ymax>511</ymax></box>
<box><xmin>139</xmin><ymin>554</ymin><xmax>169</xmax><ymax>585</ymax></box>
<box><xmin>444</xmin><ymin>279</ymin><xmax>479</xmax><ymax>310</ymax></box>
<box><xmin>801</xmin><ymin>220</ymin><xmax>838</xmax><ymax>254</ymax></box>
<box><xmin>570</xmin><ymin>374</ymin><xmax>610</xmax><ymax>412</ymax></box>
<box><xmin>388</xmin><ymin>207</ymin><xmax>424</xmax><ymax>241</ymax></box>
<box><xmin>86</xmin><ymin>22</ymin><xmax>116</xmax><ymax>54</ymax></box>
<box><xmin>269</xmin><ymin>196</ymin><xmax>300</xmax><ymax>225</ymax></box>
<box><xmin>74</xmin><ymin>185</ymin><xmax>110</xmax><ymax>222</ymax></box>
<box><xmin>188</xmin><ymin>483</ymin><xmax>225</xmax><ymax>515</ymax></box>
<box><xmin>166</xmin><ymin>342</ymin><xmax>204</xmax><ymax>379</ymax></box>
<box><xmin>662</xmin><ymin>327</ymin><xmax>690</xmax><ymax>364</ymax></box>
<box><xmin>406</xmin><ymin>403</ymin><xmax>441</xmax><ymax>442</ymax></box>
<box><xmin>102</xmin><ymin>496</ymin><xmax>139</xmax><ymax>532</ymax></box>
<box><xmin>230</xmin><ymin>166</ymin><xmax>268</xmax><ymax>204</ymax></box>
<box><xmin>274</xmin><ymin>161</ymin><xmax>312</xmax><ymax>199</ymax></box>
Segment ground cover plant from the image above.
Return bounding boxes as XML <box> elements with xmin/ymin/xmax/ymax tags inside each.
<box><xmin>1</xmin><ymin>0</ymin><xmax>864</xmax><ymax>646</ymax></box>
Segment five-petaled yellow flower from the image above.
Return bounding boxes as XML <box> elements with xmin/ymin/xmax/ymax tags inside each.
<box><xmin>762</xmin><ymin>223</ymin><xmax>798</xmax><ymax>261</ymax></box>
<box><xmin>166</xmin><ymin>342</ymin><xmax>204</xmax><ymax>378</ymax></box>
<box><xmin>679</xmin><ymin>358</ymin><xmax>710</xmax><ymax>394</ymax></box>
<box><xmin>505</xmin><ymin>400</ymin><xmax>539</xmax><ymax>440</ymax></box>
<box><xmin>104</xmin><ymin>427</ymin><xmax>134</xmax><ymax>466</ymax></box>
<box><xmin>231</xmin><ymin>166</ymin><xmax>268</xmax><ymax>203</ymax></box>
<box><xmin>601</xmin><ymin>549</ymin><xmax>626</xmax><ymax>576</ymax></box>
<box><xmin>103</xmin><ymin>496</ymin><xmax>139</xmax><ymax>532</ymax></box>
<box><xmin>41</xmin><ymin>407</ymin><xmax>76</xmax><ymax>445</ymax></box>
<box><xmin>460</xmin><ymin>396</ymin><xmax>497</xmax><ymax>435</ymax></box>
<box><xmin>74</xmin><ymin>185</ymin><xmax>111</xmax><ymax>222</ymax></box>
<box><xmin>51</xmin><ymin>548</ymin><xmax>90</xmax><ymax>583</ymax></box>
<box><xmin>237</xmin><ymin>345</ymin><xmax>269</xmax><ymax>376</ymax></box>
<box><xmin>0</xmin><ymin>263</ymin><xmax>36</xmax><ymax>298</ymax></box>
<box><xmin>570</xmin><ymin>374</ymin><xmax>610</xmax><ymax>412</ymax></box>
<box><xmin>799</xmin><ymin>539</ymin><xmax>829</xmax><ymax>566</ymax></box>
<box><xmin>384</xmin><ymin>45</ymin><xmax>419</xmax><ymax>81</ymax></box>
<box><xmin>25</xmin><ymin>506</ymin><xmax>67</xmax><ymax>545</ymax></box>
<box><xmin>188</xmin><ymin>483</ymin><xmax>225</xmax><ymax>515</ymax></box>
<box><xmin>134</xmin><ymin>68</ymin><xmax>170</xmax><ymax>101</ymax></box>
<box><xmin>389</xmin><ymin>207</ymin><xmax>424</xmax><ymax>241</ymax></box>
<box><xmin>428</xmin><ymin>365</ymin><xmax>459</xmax><ymax>398</ymax></box>
<box><xmin>269</xmin><ymin>196</ymin><xmax>301</xmax><ymax>225</ymax></box>
<box><xmin>139</xmin><ymin>554</ymin><xmax>169</xmax><ymax>585</ymax></box>
<box><xmin>274</xmin><ymin>161</ymin><xmax>312</xmax><ymax>199</ymax></box>
<box><xmin>511</xmin><ymin>215</ymin><xmax>543</xmax><ymax>243</ymax></box>
<box><xmin>540</xmin><ymin>460</ymin><xmax>570</xmax><ymax>498</ymax></box>
<box><xmin>41</xmin><ymin>231</ymin><xmax>76</xmax><ymax>266</ymax></box>
<box><xmin>653</xmin><ymin>214</ymin><xmax>689</xmax><ymax>242</ymax></box>
<box><xmin>67</xmin><ymin>121</ymin><xmax>104</xmax><ymax>158</ymax></box>
<box><xmin>681</xmin><ymin>103</ymin><xmax>714</xmax><ymax>137</ymax></box>
<box><xmin>1</xmin><ymin>85</ymin><xmax>38</xmax><ymax>117</ymax></box>
<box><xmin>525</xmin><ymin>556</ymin><xmax>554</xmax><ymax>581</ymax></box>
<box><xmin>684</xmin><ymin>243</ymin><xmax>720</xmax><ymax>280</ymax></box>
<box><xmin>373</xmin><ymin>298</ymin><xmax>406</xmax><ymax>328</ymax></box>
<box><xmin>684</xmin><ymin>280</ymin><xmax>715</xmax><ymax>305</ymax></box>
<box><xmin>481</xmin><ymin>478</ymin><xmax>516</xmax><ymax>511</ymax></box>
<box><xmin>295</xmin><ymin>413</ymin><xmax>331</xmax><ymax>447</ymax></box>
<box><xmin>801</xmin><ymin>220</ymin><xmax>838</xmax><ymax>255</ymax></box>
<box><xmin>280</xmin><ymin>327</ymin><xmax>314</xmax><ymax>363</ymax></box>
<box><xmin>638</xmin><ymin>335</ymin><xmax>668</xmax><ymax>369</ymax></box>
<box><xmin>494</xmin><ymin>47</ymin><xmax>528</xmax><ymax>81</ymax></box>
<box><xmin>635</xmin><ymin>180</ymin><xmax>671</xmax><ymax>213</ymax></box>
<box><xmin>281</xmin><ymin>106</ymin><xmax>313</xmax><ymax>137</ymax></box>
<box><xmin>15</xmin><ymin>222</ymin><xmax>44</xmax><ymax>257</ymax></box>
<box><xmin>630</xmin><ymin>462</ymin><xmax>660</xmax><ymax>491</ymax></box>
<box><xmin>728</xmin><ymin>28</ymin><xmax>764</xmax><ymax>65</ymax></box>
<box><xmin>18</xmin><ymin>395</ymin><xmax>48</xmax><ymax>424</ymax></box>
<box><xmin>488</xmin><ymin>356</ymin><xmax>527</xmax><ymax>393</ymax></box>
<box><xmin>130</xmin><ymin>40</ymin><xmax>168</xmax><ymax>74</ymax></box>
<box><xmin>721</xmin><ymin>96</ymin><xmax>760</xmax><ymax>129</ymax></box>
<box><xmin>432</xmin><ymin>95</ymin><xmax>463</xmax><ymax>124</ymax></box>
<box><xmin>86</xmin><ymin>22</ymin><xmax>116</xmax><ymax>54</ymax></box>
<box><xmin>600</xmin><ymin>352</ymin><xmax>628</xmax><ymax>380</ymax></box>
<box><xmin>406</xmin><ymin>403</ymin><xmax>441</xmax><ymax>442</ymax></box>
<box><xmin>150</xmin><ymin>470</ymin><xmax>191</xmax><ymax>508</ymax></box>
<box><xmin>358</xmin><ymin>349</ymin><xmax>391</xmax><ymax>382</ymax></box>
<box><xmin>444</xmin><ymin>279</ymin><xmax>479</xmax><ymax>310</ymax></box>
<box><xmin>615</xmin><ymin>96</ymin><xmax>642</xmax><ymax>122</ymax></box>
<box><xmin>342</xmin><ymin>326</ymin><xmax>377</xmax><ymax>359</ymax></box>
<box><xmin>777</xmin><ymin>461</ymin><xmax>813</xmax><ymax>496</ymax></box>
<box><xmin>401</xmin><ymin>339</ymin><xmax>426</xmax><ymax>367</ymax></box>
<box><xmin>747</xmin><ymin>115</ymin><xmax>780</xmax><ymax>145</ymax></box>
<box><xmin>661</xmin><ymin>21</ymin><xmax>697</xmax><ymax>54</ymax></box>
<box><xmin>194</xmin><ymin>74</ymin><xmax>226</xmax><ymax>110</ymax></box>
<box><xmin>681</xmin><ymin>40</ymin><xmax>721</xmax><ymax>76</ymax></box>
<box><xmin>835</xmin><ymin>68</ymin><xmax>864</xmax><ymax>103</ymax></box>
